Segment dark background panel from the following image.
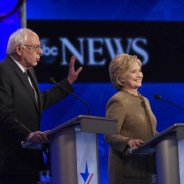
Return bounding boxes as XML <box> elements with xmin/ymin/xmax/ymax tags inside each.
<box><xmin>28</xmin><ymin>20</ymin><xmax>184</xmax><ymax>83</ymax></box>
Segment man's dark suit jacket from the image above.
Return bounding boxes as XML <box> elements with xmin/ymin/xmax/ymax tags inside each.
<box><xmin>0</xmin><ymin>55</ymin><xmax>73</xmax><ymax>176</ymax></box>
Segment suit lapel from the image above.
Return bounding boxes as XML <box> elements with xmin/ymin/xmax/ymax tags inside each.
<box><xmin>18</xmin><ymin>68</ymin><xmax>40</xmax><ymax>111</ymax></box>
<box><xmin>7</xmin><ymin>57</ymin><xmax>40</xmax><ymax>112</ymax></box>
<box><xmin>27</xmin><ymin>69</ymin><xmax>41</xmax><ymax>110</ymax></box>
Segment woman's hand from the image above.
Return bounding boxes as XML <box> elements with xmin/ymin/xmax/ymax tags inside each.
<box><xmin>127</xmin><ymin>138</ymin><xmax>144</xmax><ymax>148</ymax></box>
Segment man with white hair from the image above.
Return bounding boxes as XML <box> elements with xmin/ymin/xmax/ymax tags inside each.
<box><xmin>0</xmin><ymin>28</ymin><xmax>82</xmax><ymax>184</ymax></box>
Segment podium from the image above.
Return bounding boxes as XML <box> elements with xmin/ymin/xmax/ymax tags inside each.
<box><xmin>132</xmin><ymin>123</ymin><xmax>184</xmax><ymax>184</ymax></box>
<box><xmin>44</xmin><ymin>115</ymin><xmax>117</xmax><ymax>184</ymax></box>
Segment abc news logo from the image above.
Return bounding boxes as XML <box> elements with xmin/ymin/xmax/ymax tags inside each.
<box><xmin>40</xmin><ymin>37</ymin><xmax>149</xmax><ymax>66</ymax></box>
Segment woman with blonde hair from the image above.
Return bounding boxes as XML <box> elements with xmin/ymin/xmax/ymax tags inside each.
<box><xmin>105</xmin><ymin>54</ymin><xmax>157</xmax><ymax>184</ymax></box>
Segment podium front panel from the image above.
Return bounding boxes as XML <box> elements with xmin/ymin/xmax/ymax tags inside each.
<box><xmin>75</xmin><ymin>127</ymin><xmax>99</xmax><ymax>184</ymax></box>
<box><xmin>156</xmin><ymin>137</ymin><xmax>180</xmax><ymax>184</ymax></box>
<box><xmin>50</xmin><ymin>126</ymin><xmax>78</xmax><ymax>184</ymax></box>
<box><xmin>50</xmin><ymin>125</ymin><xmax>100</xmax><ymax>184</ymax></box>
<box><xmin>178</xmin><ymin>139</ymin><xmax>184</xmax><ymax>183</ymax></box>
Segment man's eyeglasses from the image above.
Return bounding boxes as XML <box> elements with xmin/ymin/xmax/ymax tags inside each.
<box><xmin>21</xmin><ymin>44</ymin><xmax>41</xmax><ymax>51</ymax></box>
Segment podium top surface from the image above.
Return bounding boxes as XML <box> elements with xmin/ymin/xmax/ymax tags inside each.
<box><xmin>132</xmin><ymin>123</ymin><xmax>184</xmax><ymax>154</ymax></box>
<box><xmin>22</xmin><ymin>115</ymin><xmax>117</xmax><ymax>149</ymax></box>
<box><xmin>48</xmin><ymin>115</ymin><xmax>118</xmax><ymax>136</ymax></box>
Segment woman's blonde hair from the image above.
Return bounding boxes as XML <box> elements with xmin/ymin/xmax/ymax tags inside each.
<box><xmin>109</xmin><ymin>54</ymin><xmax>142</xmax><ymax>90</ymax></box>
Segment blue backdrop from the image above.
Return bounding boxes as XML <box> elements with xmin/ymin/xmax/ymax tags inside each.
<box><xmin>1</xmin><ymin>0</ymin><xmax>184</xmax><ymax>183</ymax></box>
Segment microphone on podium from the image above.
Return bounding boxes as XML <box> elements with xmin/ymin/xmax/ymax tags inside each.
<box><xmin>49</xmin><ymin>77</ymin><xmax>90</xmax><ymax>115</ymax></box>
<box><xmin>154</xmin><ymin>94</ymin><xmax>184</xmax><ymax>111</ymax></box>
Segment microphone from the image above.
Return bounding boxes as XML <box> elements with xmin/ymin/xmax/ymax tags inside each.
<box><xmin>49</xmin><ymin>77</ymin><xmax>90</xmax><ymax>115</ymax></box>
<box><xmin>154</xmin><ymin>94</ymin><xmax>184</xmax><ymax>111</ymax></box>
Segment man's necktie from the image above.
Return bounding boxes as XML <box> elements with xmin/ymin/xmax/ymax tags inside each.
<box><xmin>25</xmin><ymin>70</ymin><xmax>38</xmax><ymax>102</ymax></box>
